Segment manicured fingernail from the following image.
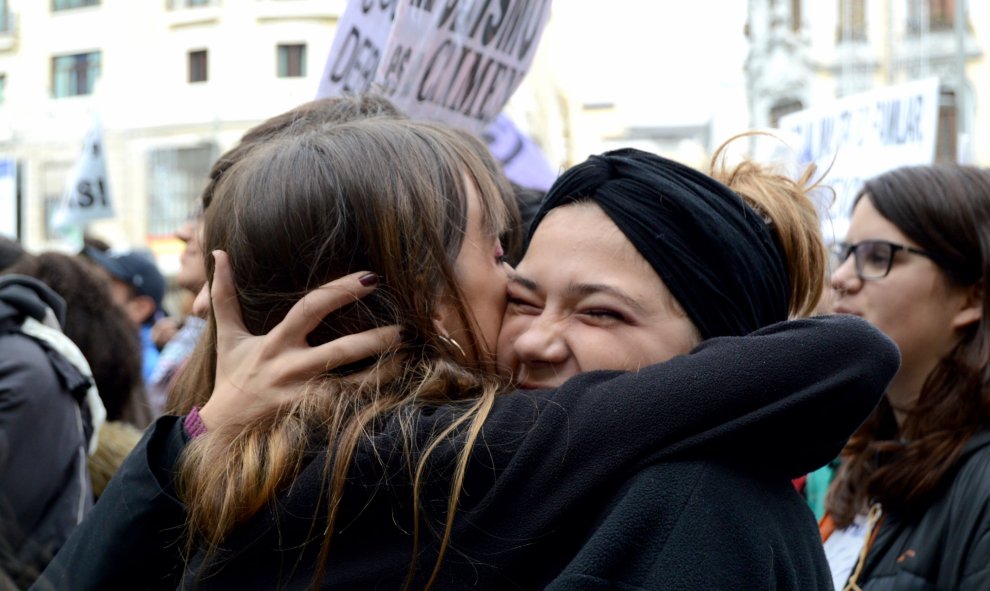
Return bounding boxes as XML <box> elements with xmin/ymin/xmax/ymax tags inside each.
<box><xmin>359</xmin><ymin>273</ymin><xmax>379</xmax><ymax>287</ymax></box>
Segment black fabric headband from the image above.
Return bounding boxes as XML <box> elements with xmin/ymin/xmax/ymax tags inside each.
<box><xmin>527</xmin><ymin>148</ymin><xmax>789</xmax><ymax>340</ymax></box>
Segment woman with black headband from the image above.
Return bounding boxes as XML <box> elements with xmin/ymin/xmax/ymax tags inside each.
<box><xmin>38</xmin><ymin>114</ymin><xmax>897</xmax><ymax>590</ymax></box>
<box><xmin>497</xmin><ymin>143</ymin><xmax>847</xmax><ymax>588</ymax></box>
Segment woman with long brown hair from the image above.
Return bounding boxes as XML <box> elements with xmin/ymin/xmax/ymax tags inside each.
<box><xmin>825</xmin><ymin>164</ymin><xmax>990</xmax><ymax>590</ymax></box>
<box><xmin>38</xmin><ymin>111</ymin><xmax>897</xmax><ymax>590</ymax></box>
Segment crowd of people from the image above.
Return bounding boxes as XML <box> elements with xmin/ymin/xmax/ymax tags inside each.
<box><xmin>0</xmin><ymin>92</ymin><xmax>987</xmax><ymax>590</ymax></box>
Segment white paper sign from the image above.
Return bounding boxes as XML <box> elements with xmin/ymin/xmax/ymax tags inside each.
<box><xmin>0</xmin><ymin>157</ymin><xmax>16</xmax><ymax>239</ymax></box>
<box><xmin>316</xmin><ymin>0</ymin><xmax>397</xmax><ymax>99</ymax></box>
<box><xmin>778</xmin><ymin>78</ymin><xmax>940</xmax><ymax>243</ymax></box>
<box><xmin>317</xmin><ymin>0</ymin><xmax>552</xmax><ymax>135</ymax></box>
<box><xmin>52</xmin><ymin>121</ymin><xmax>115</xmax><ymax>229</ymax></box>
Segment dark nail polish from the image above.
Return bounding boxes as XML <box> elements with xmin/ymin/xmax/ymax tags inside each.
<box><xmin>359</xmin><ymin>273</ymin><xmax>379</xmax><ymax>287</ymax></box>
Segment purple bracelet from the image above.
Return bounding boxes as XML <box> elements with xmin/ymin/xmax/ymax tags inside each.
<box><xmin>183</xmin><ymin>406</ymin><xmax>208</xmax><ymax>439</ymax></box>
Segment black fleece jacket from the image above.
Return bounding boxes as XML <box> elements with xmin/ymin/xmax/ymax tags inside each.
<box><xmin>36</xmin><ymin>315</ymin><xmax>899</xmax><ymax>590</ymax></box>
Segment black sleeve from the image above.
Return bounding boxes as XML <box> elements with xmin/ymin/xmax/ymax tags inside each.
<box><xmin>32</xmin><ymin>416</ymin><xmax>190</xmax><ymax>591</ymax></box>
<box><xmin>474</xmin><ymin>315</ymin><xmax>899</xmax><ymax>509</ymax></box>
<box><xmin>544</xmin><ymin>461</ymin><xmax>834</xmax><ymax>591</ymax></box>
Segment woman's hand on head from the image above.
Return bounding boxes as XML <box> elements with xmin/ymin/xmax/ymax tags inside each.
<box><xmin>197</xmin><ymin>250</ymin><xmax>402</xmax><ymax>431</ymax></box>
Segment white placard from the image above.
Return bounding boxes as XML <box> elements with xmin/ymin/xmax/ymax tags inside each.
<box><xmin>316</xmin><ymin>0</ymin><xmax>397</xmax><ymax>99</ymax></box>
<box><xmin>317</xmin><ymin>0</ymin><xmax>551</xmax><ymax>135</ymax></box>
<box><xmin>778</xmin><ymin>78</ymin><xmax>940</xmax><ymax>243</ymax></box>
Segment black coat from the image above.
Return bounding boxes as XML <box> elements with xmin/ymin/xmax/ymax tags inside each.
<box><xmin>851</xmin><ymin>431</ymin><xmax>990</xmax><ymax>591</ymax></box>
<box><xmin>0</xmin><ymin>276</ymin><xmax>93</xmax><ymax>586</ymax></box>
<box><xmin>37</xmin><ymin>315</ymin><xmax>899</xmax><ymax>590</ymax></box>
<box><xmin>546</xmin><ymin>460</ymin><xmax>832</xmax><ymax>590</ymax></box>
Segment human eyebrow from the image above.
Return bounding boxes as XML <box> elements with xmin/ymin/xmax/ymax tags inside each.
<box><xmin>507</xmin><ymin>273</ymin><xmax>539</xmax><ymax>292</ymax></box>
<box><xmin>567</xmin><ymin>283</ymin><xmax>648</xmax><ymax>316</ymax></box>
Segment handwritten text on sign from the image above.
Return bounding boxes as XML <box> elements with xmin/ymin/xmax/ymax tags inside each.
<box><xmin>318</xmin><ymin>0</ymin><xmax>551</xmax><ymax>134</ymax></box>
<box><xmin>779</xmin><ymin>78</ymin><xmax>939</xmax><ymax>242</ymax></box>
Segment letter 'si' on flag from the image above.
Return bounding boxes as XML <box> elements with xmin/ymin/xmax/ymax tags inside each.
<box><xmin>52</xmin><ymin>120</ymin><xmax>115</xmax><ymax>230</ymax></box>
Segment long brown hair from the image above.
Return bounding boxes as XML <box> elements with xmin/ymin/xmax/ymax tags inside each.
<box><xmin>827</xmin><ymin>165</ymin><xmax>990</xmax><ymax>526</ymax></box>
<box><xmin>709</xmin><ymin>133</ymin><xmax>830</xmax><ymax>318</ymax></box>
<box><xmin>199</xmin><ymin>94</ymin><xmax>405</xmax><ymax>210</ymax></box>
<box><xmin>171</xmin><ymin>118</ymin><xmax>513</xmax><ymax>587</ymax></box>
<box><xmin>166</xmin><ymin>94</ymin><xmax>407</xmax><ymax>414</ymax></box>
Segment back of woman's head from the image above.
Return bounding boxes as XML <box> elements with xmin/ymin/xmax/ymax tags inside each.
<box><xmin>201</xmin><ymin>94</ymin><xmax>406</xmax><ymax>209</ymax></box>
<box><xmin>203</xmin><ymin>118</ymin><xmax>509</xmax><ymax>364</ymax></box>
<box><xmin>710</xmin><ymin>134</ymin><xmax>829</xmax><ymax>319</ymax></box>
<box><xmin>175</xmin><ymin>118</ymin><xmax>513</xmax><ymax>576</ymax></box>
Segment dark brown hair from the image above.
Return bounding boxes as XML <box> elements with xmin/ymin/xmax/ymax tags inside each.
<box><xmin>827</xmin><ymin>164</ymin><xmax>990</xmax><ymax>526</ymax></box>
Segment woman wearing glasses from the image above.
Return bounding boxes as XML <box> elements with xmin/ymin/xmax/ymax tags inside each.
<box><xmin>825</xmin><ymin>164</ymin><xmax>990</xmax><ymax>590</ymax></box>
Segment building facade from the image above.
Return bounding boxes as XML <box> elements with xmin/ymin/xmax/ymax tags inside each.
<box><xmin>746</xmin><ymin>0</ymin><xmax>989</xmax><ymax>166</ymax></box>
<box><xmin>0</xmin><ymin>0</ymin><xmax>342</xmax><ymax>270</ymax></box>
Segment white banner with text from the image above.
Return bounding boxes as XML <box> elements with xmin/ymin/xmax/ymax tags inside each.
<box><xmin>778</xmin><ymin>78</ymin><xmax>939</xmax><ymax>242</ymax></box>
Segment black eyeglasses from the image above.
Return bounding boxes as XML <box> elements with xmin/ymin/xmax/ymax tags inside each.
<box><xmin>830</xmin><ymin>240</ymin><xmax>941</xmax><ymax>281</ymax></box>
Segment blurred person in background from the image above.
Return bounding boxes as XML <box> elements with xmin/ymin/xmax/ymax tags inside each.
<box><xmin>1</xmin><ymin>239</ymin><xmax>150</xmax><ymax>503</ymax></box>
<box><xmin>148</xmin><ymin>211</ymin><xmax>208</xmax><ymax>416</ymax></box>
<box><xmin>1</xmin><ymin>244</ymin><xmax>150</xmax><ymax>429</ymax></box>
<box><xmin>824</xmin><ymin>164</ymin><xmax>990</xmax><ymax>590</ymax></box>
<box><xmin>0</xmin><ymin>241</ymin><xmax>104</xmax><ymax>587</ymax></box>
<box><xmin>82</xmin><ymin>247</ymin><xmax>167</xmax><ymax>384</ymax></box>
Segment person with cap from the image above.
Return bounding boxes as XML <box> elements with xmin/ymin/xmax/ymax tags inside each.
<box><xmin>36</xmin><ymin>115</ymin><xmax>897</xmax><ymax>590</ymax></box>
<box><xmin>83</xmin><ymin>247</ymin><xmax>167</xmax><ymax>383</ymax></box>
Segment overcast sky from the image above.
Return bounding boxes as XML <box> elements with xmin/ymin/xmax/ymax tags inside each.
<box><xmin>544</xmin><ymin>1</ymin><xmax>751</xmax><ymax>129</ymax></box>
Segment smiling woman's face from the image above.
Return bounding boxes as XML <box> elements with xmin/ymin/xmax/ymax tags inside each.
<box><xmin>496</xmin><ymin>202</ymin><xmax>701</xmax><ymax>389</ymax></box>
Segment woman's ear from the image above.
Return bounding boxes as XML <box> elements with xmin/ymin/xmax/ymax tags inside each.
<box><xmin>952</xmin><ymin>280</ymin><xmax>984</xmax><ymax>330</ymax></box>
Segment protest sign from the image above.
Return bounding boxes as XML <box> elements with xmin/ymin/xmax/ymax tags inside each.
<box><xmin>316</xmin><ymin>0</ymin><xmax>397</xmax><ymax>100</ymax></box>
<box><xmin>52</xmin><ymin>120</ymin><xmax>115</xmax><ymax>229</ymax></box>
<box><xmin>778</xmin><ymin>78</ymin><xmax>939</xmax><ymax>243</ymax></box>
<box><xmin>317</xmin><ymin>0</ymin><xmax>552</xmax><ymax>135</ymax></box>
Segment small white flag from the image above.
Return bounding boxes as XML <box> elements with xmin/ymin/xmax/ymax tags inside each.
<box><xmin>52</xmin><ymin>120</ymin><xmax>114</xmax><ymax>229</ymax></box>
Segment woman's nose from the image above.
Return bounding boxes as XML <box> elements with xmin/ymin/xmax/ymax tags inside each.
<box><xmin>830</xmin><ymin>255</ymin><xmax>861</xmax><ymax>297</ymax></box>
<box><xmin>512</xmin><ymin>314</ymin><xmax>570</xmax><ymax>366</ymax></box>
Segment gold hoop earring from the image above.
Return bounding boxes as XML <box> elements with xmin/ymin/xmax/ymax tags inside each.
<box><xmin>438</xmin><ymin>334</ymin><xmax>466</xmax><ymax>359</ymax></box>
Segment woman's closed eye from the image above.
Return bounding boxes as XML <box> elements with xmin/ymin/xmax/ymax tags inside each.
<box><xmin>579</xmin><ymin>307</ymin><xmax>627</xmax><ymax>323</ymax></box>
<box><xmin>507</xmin><ymin>295</ymin><xmax>542</xmax><ymax>314</ymax></box>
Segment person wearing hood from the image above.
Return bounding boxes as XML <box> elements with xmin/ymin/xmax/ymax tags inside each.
<box><xmin>0</xmin><ymin>271</ymin><xmax>104</xmax><ymax>588</ymax></box>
